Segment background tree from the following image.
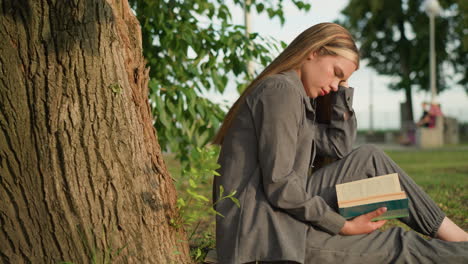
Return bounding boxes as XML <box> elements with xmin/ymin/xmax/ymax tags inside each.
<box><xmin>339</xmin><ymin>0</ymin><xmax>467</xmax><ymax>122</ymax></box>
<box><xmin>129</xmin><ymin>0</ymin><xmax>311</xmax><ymax>168</ymax></box>
<box><xmin>0</xmin><ymin>0</ymin><xmax>191</xmax><ymax>262</ymax></box>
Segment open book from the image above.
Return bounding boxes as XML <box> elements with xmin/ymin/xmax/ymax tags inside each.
<box><xmin>336</xmin><ymin>173</ymin><xmax>409</xmax><ymax>221</ymax></box>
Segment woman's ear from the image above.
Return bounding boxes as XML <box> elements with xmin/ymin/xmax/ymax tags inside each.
<box><xmin>306</xmin><ymin>51</ymin><xmax>317</xmax><ymax>61</ymax></box>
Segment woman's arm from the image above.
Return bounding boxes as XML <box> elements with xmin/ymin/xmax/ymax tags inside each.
<box><xmin>314</xmin><ymin>85</ymin><xmax>357</xmax><ymax>159</ymax></box>
<box><xmin>248</xmin><ymin>79</ymin><xmax>346</xmax><ymax>235</ymax></box>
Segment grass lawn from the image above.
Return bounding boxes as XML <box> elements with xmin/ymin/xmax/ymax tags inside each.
<box><xmin>165</xmin><ymin>146</ymin><xmax>468</xmax><ymax>252</ymax></box>
<box><xmin>383</xmin><ymin>148</ymin><xmax>468</xmax><ymax>231</ymax></box>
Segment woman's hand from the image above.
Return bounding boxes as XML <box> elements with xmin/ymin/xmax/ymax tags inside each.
<box><xmin>337</xmin><ymin>80</ymin><xmax>352</xmax><ymax>120</ymax></box>
<box><xmin>338</xmin><ymin>80</ymin><xmax>349</xmax><ymax>88</ymax></box>
<box><xmin>339</xmin><ymin>207</ymin><xmax>387</xmax><ymax>235</ymax></box>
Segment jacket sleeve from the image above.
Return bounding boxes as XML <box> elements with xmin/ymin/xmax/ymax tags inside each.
<box><xmin>247</xmin><ymin>79</ymin><xmax>346</xmax><ymax>235</ymax></box>
<box><xmin>314</xmin><ymin>86</ymin><xmax>357</xmax><ymax>159</ymax></box>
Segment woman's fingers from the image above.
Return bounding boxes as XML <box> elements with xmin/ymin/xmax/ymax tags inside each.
<box><xmin>363</xmin><ymin>207</ymin><xmax>387</xmax><ymax>221</ymax></box>
<box><xmin>339</xmin><ymin>207</ymin><xmax>388</xmax><ymax>235</ymax></box>
<box><xmin>372</xmin><ymin>219</ymin><xmax>387</xmax><ymax>230</ymax></box>
<box><xmin>358</xmin><ymin>207</ymin><xmax>387</xmax><ymax>232</ymax></box>
<box><xmin>339</xmin><ymin>80</ymin><xmax>349</xmax><ymax>88</ymax></box>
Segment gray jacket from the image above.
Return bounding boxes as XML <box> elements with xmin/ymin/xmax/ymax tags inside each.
<box><xmin>214</xmin><ymin>70</ymin><xmax>357</xmax><ymax>264</ymax></box>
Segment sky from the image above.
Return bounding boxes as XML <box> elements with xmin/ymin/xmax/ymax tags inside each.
<box><xmin>202</xmin><ymin>0</ymin><xmax>468</xmax><ymax>130</ymax></box>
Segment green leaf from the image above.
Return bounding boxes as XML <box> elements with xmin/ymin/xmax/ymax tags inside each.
<box><xmin>195</xmin><ymin>248</ymin><xmax>202</xmax><ymax>259</ymax></box>
<box><xmin>177</xmin><ymin>198</ymin><xmax>186</xmax><ymax>207</ymax></box>
<box><xmin>256</xmin><ymin>3</ymin><xmax>265</xmax><ymax>13</ymax></box>
<box><xmin>189</xmin><ymin>179</ymin><xmax>197</xmax><ymax>188</ymax></box>
<box><xmin>109</xmin><ymin>83</ymin><xmax>123</xmax><ymax>94</ymax></box>
<box><xmin>187</xmin><ymin>189</ymin><xmax>209</xmax><ymax>202</ymax></box>
<box><xmin>229</xmin><ymin>197</ymin><xmax>240</xmax><ymax>208</ymax></box>
<box><xmin>219</xmin><ymin>185</ymin><xmax>224</xmax><ymax>198</ymax></box>
<box><xmin>213</xmin><ymin>209</ymin><xmax>224</xmax><ymax>218</ymax></box>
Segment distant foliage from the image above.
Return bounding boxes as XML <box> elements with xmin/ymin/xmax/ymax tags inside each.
<box><xmin>170</xmin><ymin>145</ymin><xmax>239</xmax><ymax>262</ymax></box>
<box><xmin>129</xmin><ymin>0</ymin><xmax>311</xmax><ymax>168</ymax></box>
<box><xmin>339</xmin><ymin>0</ymin><xmax>467</xmax><ymax>94</ymax></box>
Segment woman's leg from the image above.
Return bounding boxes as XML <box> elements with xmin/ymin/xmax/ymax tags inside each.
<box><xmin>308</xmin><ymin>144</ymin><xmax>465</xmax><ymax>239</ymax></box>
<box><xmin>305</xmin><ymin>225</ymin><xmax>468</xmax><ymax>264</ymax></box>
<box><xmin>304</xmin><ymin>144</ymin><xmax>468</xmax><ymax>262</ymax></box>
<box><xmin>437</xmin><ymin>217</ymin><xmax>468</xmax><ymax>242</ymax></box>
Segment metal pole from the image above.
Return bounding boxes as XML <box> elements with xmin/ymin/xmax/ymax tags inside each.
<box><xmin>244</xmin><ymin>0</ymin><xmax>251</xmax><ymax>34</ymax></box>
<box><xmin>244</xmin><ymin>0</ymin><xmax>254</xmax><ymax>77</ymax></box>
<box><xmin>369</xmin><ymin>73</ymin><xmax>374</xmax><ymax>133</ymax></box>
<box><xmin>429</xmin><ymin>13</ymin><xmax>437</xmax><ymax>103</ymax></box>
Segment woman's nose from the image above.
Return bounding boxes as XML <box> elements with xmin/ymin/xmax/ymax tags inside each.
<box><xmin>330</xmin><ymin>80</ymin><xmax>339</xmax><ymax>91</ymax></box>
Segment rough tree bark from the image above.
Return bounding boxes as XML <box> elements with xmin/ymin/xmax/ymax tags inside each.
<box><xmin>0</xmin><ymin>0</ymin><xmax>191</xmax><ymax>263</ymax></box>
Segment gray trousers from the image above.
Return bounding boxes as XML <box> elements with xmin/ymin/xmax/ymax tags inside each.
<box><xmin>252</xmin><ymin>144</ymin><xmax>468</xmax><ymax>264</ymax></box>
<box><xmin>303</xmin><ymin>144</ymin><xmax>468</xmax><ymax>263</ymax></box>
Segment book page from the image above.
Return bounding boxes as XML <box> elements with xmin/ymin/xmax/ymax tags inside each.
<box><xmin>336</xmin><ymin>173</ymin><xmax>401</xmax><ymax>202</ymax></box>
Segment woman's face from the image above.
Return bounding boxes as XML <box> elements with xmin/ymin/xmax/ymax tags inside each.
<box><xmin>297</xmin><ymin>53</ymin><xmax>357</xmax><ymax>98</ymax></box>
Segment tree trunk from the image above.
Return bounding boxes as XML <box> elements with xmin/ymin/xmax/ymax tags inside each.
<box><xmin>404</xmin><ymin>83</ymin><xmax>414</xmax><ymax>122</ymax></box>
<box><xmin>398</xmin><ymin>19</ymin><xmax>414</xmax><ymax>123</ymax></box>
<box><xmin>0</xmin><ymin>0</ymin><xmax>191</xmax><ymax>263</ymax></box>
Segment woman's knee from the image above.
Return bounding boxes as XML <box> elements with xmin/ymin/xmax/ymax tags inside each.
<box><xmin>354</xmin><ymin>144</ymin><xmax>385</xmax><ymax>158</ymax></box>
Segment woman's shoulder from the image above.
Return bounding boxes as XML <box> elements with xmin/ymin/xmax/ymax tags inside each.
<box><xmin>245</xmin><ymin>72</ymin><xmax>306</xmax><ymax>122</ymax></box>
<box><xmin>248</xmin><ymin>71</ymin><xmax>302</xmax><ymax>102</ymax></box>
<box><xmin>261</xmin><ymin>71</ymin><xmax>300</xmax><ymax>90</ymax></box>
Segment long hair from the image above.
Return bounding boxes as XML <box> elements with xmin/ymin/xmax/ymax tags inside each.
<box><xmin>213</xmin><ymin>23</ymin><xmax>359</xmax><ymax>145</ymax></box>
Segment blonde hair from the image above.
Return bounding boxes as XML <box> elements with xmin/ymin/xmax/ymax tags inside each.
<box><xmin>213</xmin><ymin>23</ymin><xmax>359</xmax><ymax>145</ymax></box>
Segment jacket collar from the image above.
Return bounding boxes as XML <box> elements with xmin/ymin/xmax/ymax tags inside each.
<box><xmin>281</xmin><ymin>70</ymin><xmax>315</xmax><ymax>112</ymax></box>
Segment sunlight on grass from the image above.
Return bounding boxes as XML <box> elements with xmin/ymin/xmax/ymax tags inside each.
<box><xmin>385</xmin><ymin>149</ymin><xmax>468</xmax><ymax>231</ymax></box>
